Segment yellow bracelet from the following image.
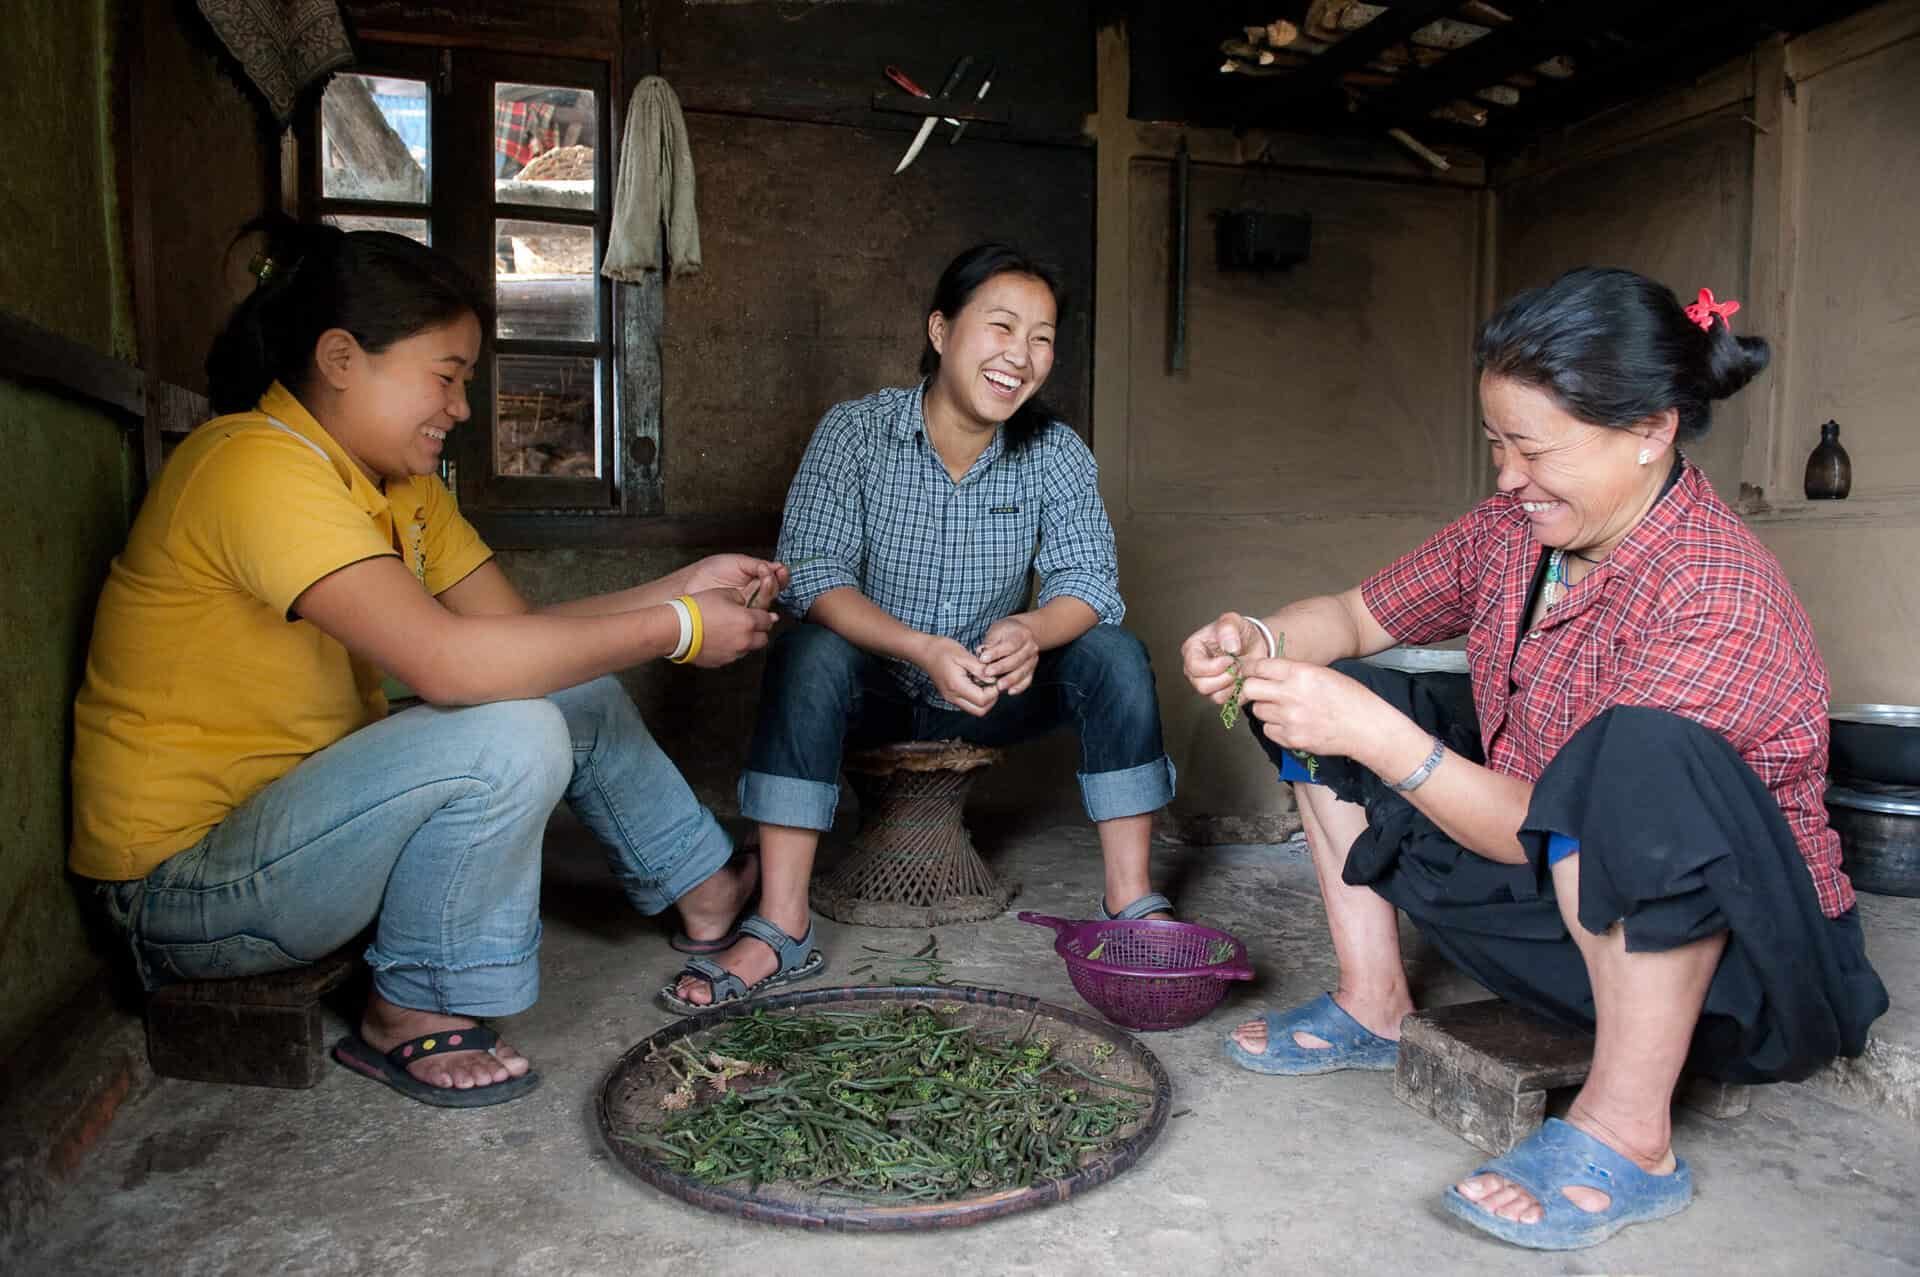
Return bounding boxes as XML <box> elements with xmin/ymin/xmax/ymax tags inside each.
<box><xmin>670</xmin><ymin>594</ymin><xmax>704</xmax><ymax>665</ymax></box>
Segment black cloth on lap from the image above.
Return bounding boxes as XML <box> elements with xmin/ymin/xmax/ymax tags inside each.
<box><xmin>1250</xmin><ymin>660</ymin><xmax>1888</xmax><ymax>1083</ymax></box>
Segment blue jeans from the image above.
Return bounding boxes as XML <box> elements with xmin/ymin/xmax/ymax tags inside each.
<box><xmin>96</xmin><ymin>677</ymin><xmax>730</xmax><ymax>1017</ymax></box>
<box><xmin>738</xmin><ymin>622</ymin><xmax>1176</xmax><ymax>830</ymax></box>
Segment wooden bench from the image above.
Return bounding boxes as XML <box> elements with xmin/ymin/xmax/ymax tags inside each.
<box><xmin>812</xmin><ymin>740</ymin><xmax>1016</xmax><ymax>928</ymax></box>
<box><xmin>1394</xmin><ymin>998</ymin><xmax>1752</xmax><ymax>1155</ymax></box>
<box><xmin>144</xmin><ymin>948</ymin><xmax>361</xmax><ymax>1089</ymax></box>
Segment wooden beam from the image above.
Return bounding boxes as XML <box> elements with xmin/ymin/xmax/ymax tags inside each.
<box><xmin>1479</xmin><ymin>7</ymin><xmax>1768</xmax><ymax>148</ymax></box>
<box><xmin>1488</xmin><ymin>50</ymin><xmax>1751</xmax><ymax>184</ymax></box>
<box><xmin>1742</xmin><ymin>33</ymin><xmax>1805</xmax><ymax>504</ymax></box>
<box><xmin>129</xmin><ymin>0</ymin><xmax>163</xmax><ymax>486</ymax></box>
<box><xmin>1786</xmin><ymin>0</ymin><xmax>1920</xmax><ymax>82</ymax></box>
<box><xmin>0</xmin><ymin>308</ymin><xmax>146</xmax><ymax>419</ymax></box>
<box><xmin>1371</xmin><ymin>0</ymin><xmax>1671</xmax><ymax>126</ymax></box>
<box><xmin>1267</xmin><ymin>0</ymin><xmax>1470</xmax><ymax>103</ymax></box>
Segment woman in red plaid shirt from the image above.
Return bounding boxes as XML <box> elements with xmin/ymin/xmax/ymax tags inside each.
<box><xmin>1181</xmin><ymin>267</ymin><xmax>1887</xmax><ymax>1251</ymax></box>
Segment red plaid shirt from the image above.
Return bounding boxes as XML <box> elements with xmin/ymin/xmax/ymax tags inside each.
<box><xmin>1361</xmin><ymin>461</ymin><xmax>1851</xmax><ymax>917</ymax></box>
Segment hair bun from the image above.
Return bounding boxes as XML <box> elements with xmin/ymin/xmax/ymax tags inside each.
<box><xmin>1702</xmin><ymin>325</ymin><xmax>1771</xmax><ymax>401</ymax></box>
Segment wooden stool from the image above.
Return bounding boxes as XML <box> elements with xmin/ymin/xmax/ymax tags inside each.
<box><xmin>145</xmin><ymin>948</ymin><xmax>361</xmax><ymax>1089</ymax></box>
<box><xmin>813</xmin><ymin>740</ymin><xmax>1016</xmax><ymax>928</ymax></box>
<box><xmin>1394</xmin><ymin>998</ymin><xmax>1752</xmax><ymax>1155</ymax></box>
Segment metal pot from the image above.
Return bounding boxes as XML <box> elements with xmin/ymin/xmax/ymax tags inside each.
<box><xmin>1825</xmin><ymin>784</ymin><xmax>1920</xmax><ymax>898</ymax></box>
<box><xmin>1829</xmin><ymin>704</ymin><xmax>1920</xmax><ymax>786</ymax></box>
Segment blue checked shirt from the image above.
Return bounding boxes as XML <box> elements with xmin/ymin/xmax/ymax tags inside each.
<box><xmin>777</xmin><ymin>385</ymin><xmax>1126</xmax><ymax>708</ymax></box>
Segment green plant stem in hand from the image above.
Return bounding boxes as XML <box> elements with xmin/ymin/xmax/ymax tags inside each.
<box><xmin>744</xmin><ymin>555</ymin><xmax>827</xmax><ymax>610</ymax></box>
<box><xmin>1216</xmin><ymin>632</ymin><xmax>1319</xmax><ymax>779</ymax></box>
<box><xmin>626</xmin><ymin>1004</ymin><xmax>1149</xmax><ymax>1200</ymax></box>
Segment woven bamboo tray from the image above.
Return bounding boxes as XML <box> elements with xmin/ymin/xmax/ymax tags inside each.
<box><xmin>597</xmin><ymin>985</ymin><xmax>1174</xmax><ymax>1230</ymax></box>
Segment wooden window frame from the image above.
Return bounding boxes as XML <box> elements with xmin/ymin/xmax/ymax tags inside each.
<box><xmin>302</xmin><ymin>43</ymin><xmax>622</xmax><ymax>515</ymax></box>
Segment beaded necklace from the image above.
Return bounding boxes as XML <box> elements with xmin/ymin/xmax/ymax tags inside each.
<box><xmin>1540</xmin><ymin>547</ymin><xmax>1571</xmax><ymax>611</ymax></box>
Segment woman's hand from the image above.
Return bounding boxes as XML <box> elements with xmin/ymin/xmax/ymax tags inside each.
<box><xmin>1180</xmin><ymin>612</ymin><xmax>1269</xmax><ymax>703</ymax></box>
<box><xmin>915</xmin><ymin>636</ymin><xmax>998</xmax><ymax>717</ymax></box>
<box><xmin>977</xmin><ymin>617</ymin><xmax>1039</xmax><ymax>695</ymax></box>
<box><xmin>685</xmin><ymin>587</ymin><xmax>777</xmax><ymax>668</ymax></box>
<box><xmin>682</xmin><ymin>554</ymin><xmax>788</xmax><ymax>611</ymax></box>
<box><xmin>1237</xmin><ymin>657</ymin><xmax>1394</xmax><ymax>762</ymax></box>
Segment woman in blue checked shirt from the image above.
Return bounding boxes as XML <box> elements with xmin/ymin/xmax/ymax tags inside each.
<box><xmin>659</xmin><ymin>243</ymin><xmax>1177</xmax><ymax>1015</ymax></box>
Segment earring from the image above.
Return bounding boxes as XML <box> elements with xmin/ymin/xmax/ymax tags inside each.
<box><xmin>1638</xmin><ymin>449</ymin><xmax>1652</xmax><ymax>465</ymax></box>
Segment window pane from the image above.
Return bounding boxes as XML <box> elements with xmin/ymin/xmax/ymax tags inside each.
<box><xmin>495</xmin><ymin>82</ymin><xmax>596</xmax><ymax>210</ymax></box>
<box><xmin>321</xmin><ymin>75</ymin><xmax>429</xmax><ymax>202</ymax></box>
<box><xmin>496</xmin><ymin>220</ymin><xmax>596</xmax><ymax>341</ymax></box>
<box><xmin>324</xmin><ymin>214</ymin><xmax>430</xmax><ymax>244</ymax></box>
<box><xmin>495</xmin><ymin>355</ymin><xmax>599</xmax><ymax>477</ymax></box>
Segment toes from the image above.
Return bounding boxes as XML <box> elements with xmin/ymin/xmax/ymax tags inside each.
<box><xmin>1457</xmin><ymin>1175</ymin><xmax>1542</xmax><ymax>1224</ymax></box>
<box><xmin>1230</xmin><ymin>1021</ymin><xmax>1266</xmax><ymax>1051</ymax></box>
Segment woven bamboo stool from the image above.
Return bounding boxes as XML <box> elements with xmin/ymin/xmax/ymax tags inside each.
<box><xmin>1395</xmin><ymin>998</ymin><xmax>1752</xmax><ymax>1155</ymax></box>
<box><xmin>813</xmin><ymin>740</ymin><xmax>1016</xmax><ymax>927</ymax></box>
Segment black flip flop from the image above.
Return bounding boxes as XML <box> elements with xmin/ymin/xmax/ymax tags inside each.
<box><xmin>332</xmin><ymin>1026</ymin><xmax>541</xmax><ymax>1108</ymax></box>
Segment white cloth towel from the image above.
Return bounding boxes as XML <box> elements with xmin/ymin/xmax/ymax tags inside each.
<box><xmin>602</xmin><ymin>77</ymin><xmax>701</xmax><ymax>280</ymax></box>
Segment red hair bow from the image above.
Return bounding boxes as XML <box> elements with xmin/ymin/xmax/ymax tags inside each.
<box><xmin>1685</xmin><ymin>287</ymin><xmax>1741</xmax><ymax>332</ymax></box>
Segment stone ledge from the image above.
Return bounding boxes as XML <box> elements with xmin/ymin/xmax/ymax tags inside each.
<box><xmin>1797</xmin><ymin>1036</ymin><xmax>1920</xmax><ymax>1126</ymax></box>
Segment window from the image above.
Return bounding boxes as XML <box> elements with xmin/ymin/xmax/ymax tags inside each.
<box><xmin>307</xmin><ymin>47</ymin><xmax>619</xmax><ymax>513</ymax></box>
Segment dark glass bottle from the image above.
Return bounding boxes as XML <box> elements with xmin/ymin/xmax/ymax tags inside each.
<box><xmin>1805</xmin><ymin>420</ymin><xmax>1852</xmax><ymax>500</ymax></box>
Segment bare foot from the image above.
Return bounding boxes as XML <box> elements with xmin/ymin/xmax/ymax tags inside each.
<box><xmin>359</xmin><ymin>994</ymin><xmax>531</xmax><ymax>1091</ymax></box>
<box><xmin>1452</xmin><ymin>1105</ymin><xmax>1678</xmax><ymax>1224</ymax></box>
<box><xmin>672</xmin><ymin>905</ymin><xmax>805</xmax><ymax>1007</ymax></box>
<box><xmin>1229</xmin><ymin>990</ymin><xmax>1411</xmax><ymax>1055</ymax></box>
<box><xmin>674</xmin><ymin>849</ymin><xmax>760</xmax><ymax>947</ymax></box>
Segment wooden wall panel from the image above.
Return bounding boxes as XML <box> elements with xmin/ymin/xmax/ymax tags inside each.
<box><xmin>1785</xmin><ymin>34</ymin><xmax>1920</xmax><ymax>499</ymax></box>
<box><xmin>1498</xmin><ymin>113</ymin><xmax>1757</xmax><ymax>495</ymax></box>
<box><xmin>146</xmin><ymin>0</ymin><xmax>278</xmax><ymax>395</ymax></box>
<box><xmin>1125</xmin><ymin>160</ymin><xmax>1480</xmax><ymax>516</ymax></box>
<box><xmin>343</xmin><ymin>0</ymin><xmax>620</xmax><ymax>56</ymax></box>
<box><xmin>659</xmin><ymin>0</ymin><xmax>1094</xmax><ymax>145</ymax></box>
<box><xmin>659</xmin><ymin>112</ymin><xmax>1094</xmax><ymax>515</ymax></box>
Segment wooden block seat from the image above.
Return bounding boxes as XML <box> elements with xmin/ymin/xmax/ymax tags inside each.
<box><xmin>812</xmin><ymin>740</ymin><xmax>1017</xmax><ymax>928</ymax></box>
<box><xmin>144</xmin><ymin>948</ymin><xmax>361</xmax><ymax>1089</ymax></box>
<box><xmin>1394</xmin><ymin>998</ymin><xmax>1752</xmax><ymax>1155</ymax></box>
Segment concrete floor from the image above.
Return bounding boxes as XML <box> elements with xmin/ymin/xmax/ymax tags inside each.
<box><xmin>18</xmin><ymin>814</ymin><xmax>1920</xmax><ymax>1276</ymax></box>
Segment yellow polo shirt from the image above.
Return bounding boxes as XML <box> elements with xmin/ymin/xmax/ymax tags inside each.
<box><xmin>70</xmin><ymin>383</ymin><xmax>492</xmax><ymax>880</ymax></box>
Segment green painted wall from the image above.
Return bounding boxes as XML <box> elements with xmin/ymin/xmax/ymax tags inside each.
<box><xmin>0</xmin><ymin>0</ymin><xmax>137</xmax><ymax>1058</ymax></box>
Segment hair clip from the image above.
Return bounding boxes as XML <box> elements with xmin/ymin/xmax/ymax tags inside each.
<box><xmin>247</xmin><ymin>250</ymin><xmax>278</xmax><ymax>286</ymax></box>
<box><xmin>1684</xmin><ymin>286</ymin><xmax>1740</xmax><ymax>332</ymax></box>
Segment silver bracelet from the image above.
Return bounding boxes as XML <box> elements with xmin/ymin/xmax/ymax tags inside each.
<box><xmin>1387</xmin><ymin>736</ymin><xmax>1446</xmax><ymax>793</ymax></box>
<box><xmin>1243</xmin><ymin>615</ymin><xmax>1279</xmax><ymax>660</ymax></box>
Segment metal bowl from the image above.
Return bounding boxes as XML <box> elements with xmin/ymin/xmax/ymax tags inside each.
<box><xmin>1828</xmin><ymin>704</ymin><xmax>1920</xmax><ymax>787</ymax></box>
<box><xmin>1825</xmin><ymin>784</ymin><xmax>1920</xmax><ymax>897</ymax></box>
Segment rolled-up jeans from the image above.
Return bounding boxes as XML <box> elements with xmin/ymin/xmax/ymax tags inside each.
<box><xmin>738</xmin><ymin>622</ymin><xmax>1176</xmax><ymax>831</ymax></box>
<box><xmin>95</xmin><ymin>677</ymin><xmax>730</xmax><ymax>1018</ymax></box>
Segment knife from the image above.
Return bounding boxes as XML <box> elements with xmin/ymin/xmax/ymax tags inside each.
<box><xmin>892</xmin><ymin>55</ymin><xmax>973</xmax><ymax>175</ymax></box>
<box><xmin>948</xmin><ymin>63</ymin><xmax>996</xmax><ymax>146</ymax></box>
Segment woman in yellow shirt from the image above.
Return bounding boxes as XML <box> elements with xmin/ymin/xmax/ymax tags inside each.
<box><xmin>72</xmin><ymin>218</ymin><xmax>780</xmax><ymax>1106</ymax></box>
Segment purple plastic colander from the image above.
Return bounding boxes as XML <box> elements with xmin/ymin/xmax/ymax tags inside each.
<box><xmin>1018</xmin><ymin>912</ymin><xmax>1254</xmax><ymax>1031</ymax></box>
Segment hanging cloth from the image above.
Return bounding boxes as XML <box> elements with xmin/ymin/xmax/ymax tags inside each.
<box><xmin>602</xmin><ymin>77</ymin><xmax>702</xmax><ymax>280</ymax></box>
<box><xmin>194</xmin><ymin>0</ymin><xmax>354</xmax><ymax>125</ymax></box>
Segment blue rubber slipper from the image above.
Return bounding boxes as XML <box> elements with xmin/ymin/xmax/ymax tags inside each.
<box><xmin>1442</xmin><ymin>1117</ymin><xmax>1693</xmax><ymax>1250</ymax></box>
<box><xmin>1222</xmin><ymin>992</ymin><xmax>1399</xmax><ymax>1075</ymax></box>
